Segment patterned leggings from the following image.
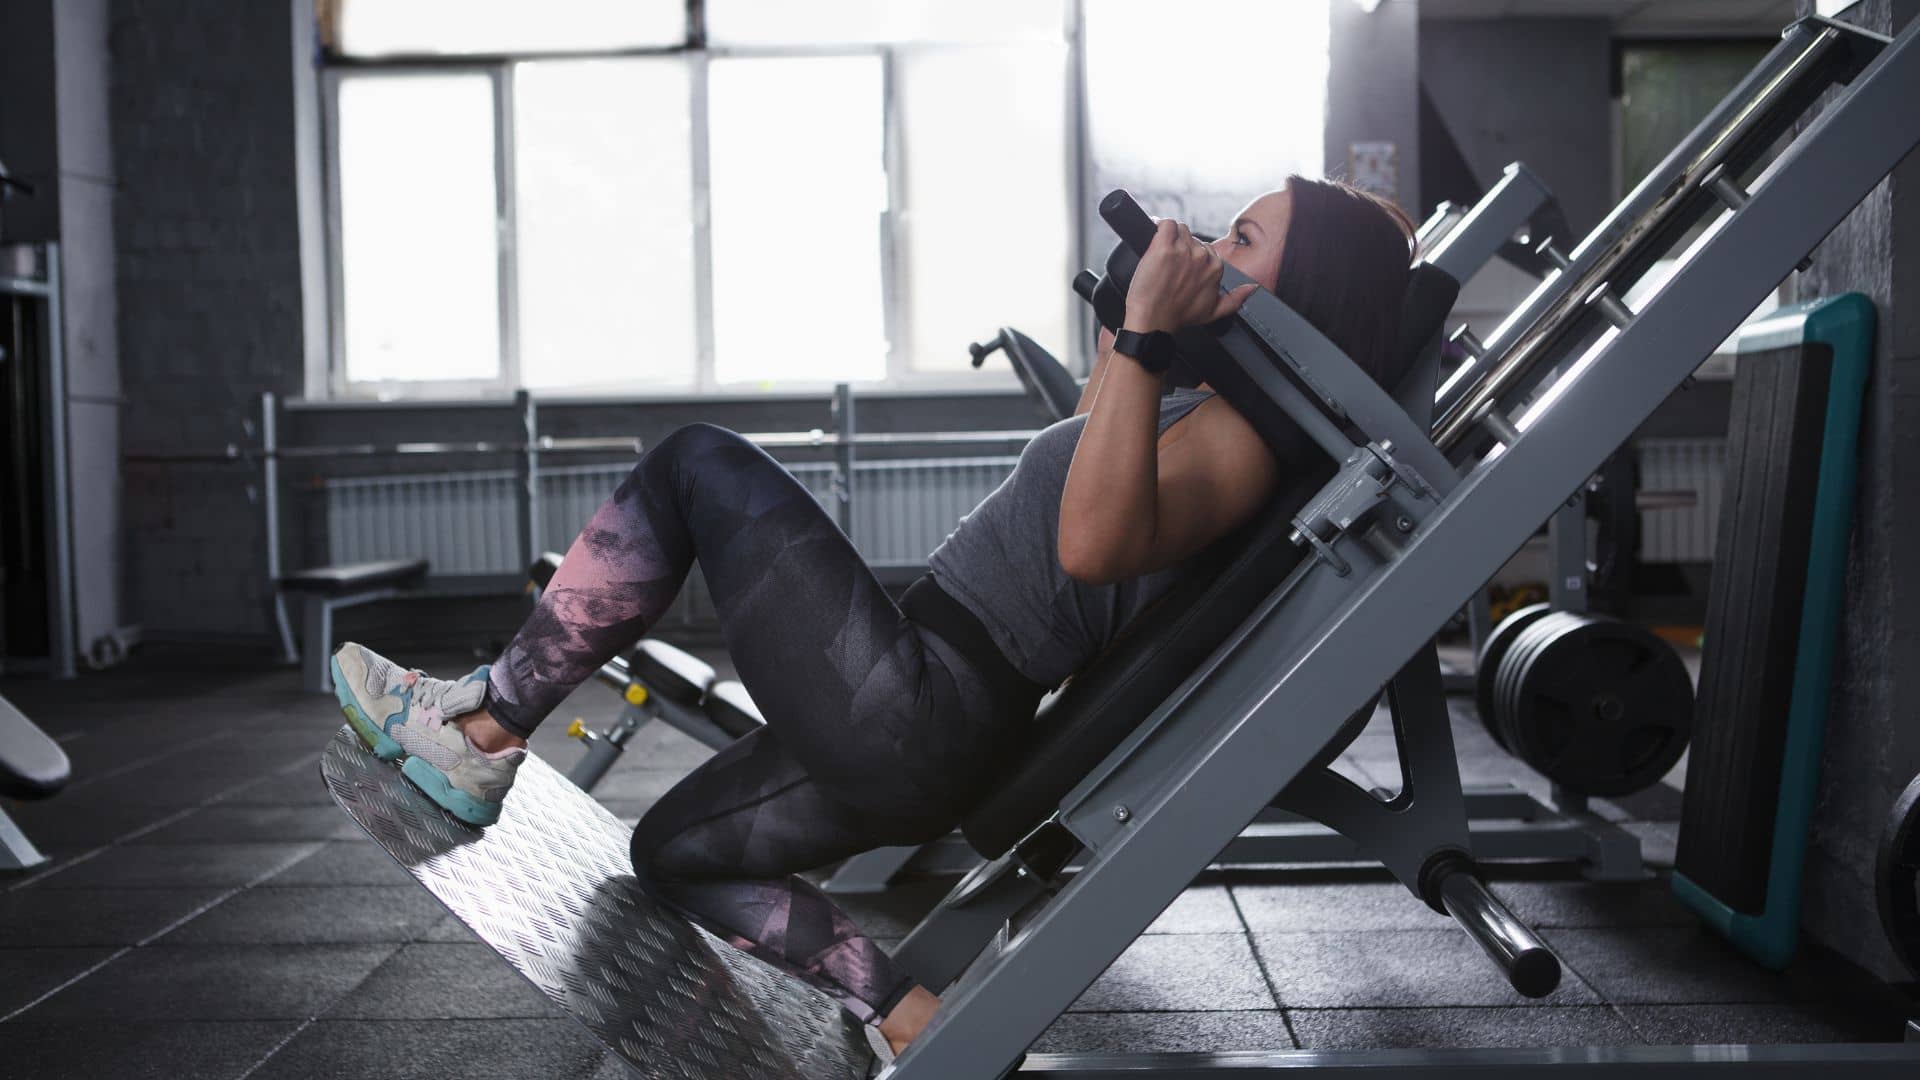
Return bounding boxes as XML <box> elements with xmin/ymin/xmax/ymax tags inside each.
<box><xmin>484</xmin><ymin>423</ymin><xmax>1037</xmax><ymax>1023</ymax></box>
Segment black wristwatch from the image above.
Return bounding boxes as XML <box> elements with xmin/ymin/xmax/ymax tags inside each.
<box><xmin>1112</xmin><ymin>328</ymin><xmax>1177</xmax><ymax>375</ymax></box>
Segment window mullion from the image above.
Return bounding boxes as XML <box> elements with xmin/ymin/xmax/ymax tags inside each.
<box><xmin>880</xmin><ymin>45</ymin><xmax>906</xmax><ymax>386</ymax></box>
<box><xmin>690</xmin><ymin>50</ymin><xmax>717</xmax><ymax>395</ymax></box>
<box><xmin>494</xmin><ymin>62</ymin><xmax>521</xmax><ymax>397</ymax></box>
<box><xmin>323</xmin><ymin>69</ymin><xmax>348</xmax><ymax>398</ymax></box>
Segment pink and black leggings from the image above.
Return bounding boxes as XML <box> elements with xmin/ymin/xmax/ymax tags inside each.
<box><xmin>484</xmin><ymin>423</ymin><xmax>1043</xmax><ymax>1023</ymax></box>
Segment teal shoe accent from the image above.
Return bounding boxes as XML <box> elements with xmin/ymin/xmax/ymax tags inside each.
<box><xmin>402</xmin><ymin>755</ymin><xmax>503</xmax><ymax>826</ymax></box>
<box><xmin>333</xmin><ymin>655</ymin><xmax>403</xmax><ymax>762</ymax></box>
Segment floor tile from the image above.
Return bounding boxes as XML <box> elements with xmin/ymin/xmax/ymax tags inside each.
<box><xmin>0</xmin><ymin>886</ymin><xmax>226</xmax><ymax>946</ymax></box>
<box><xmin>1542</xmin><ymin>927</ymin><xmax>1797</xmax><ymax>1004</ymax></box>
<box><xmin>420</xmin><ymin>914</ymin><xmax>482</xmax><ymax>944</ymax></box>
<box><xmin>156</xmin><ymin>885</ymin><xmax>445</xmax><ymax>945</ymax></box>
<box><xmin>1288</xmin><ymin>1005</ymin><xmax>1640</xmax><ymax>1049</ymax></box>
<box><xmin>129</xmin><ymin>805</ymin><xmax>362</xmax><ymax>845</ymax></box>
<box><xmin>266</xmin><ymin>839</ymin><xmax>414</xmax><ymax>886</ymax></box>
<box><xmin>20</xmin><ymin>944</ymin><xmax>398</xmax><ymax>1020</ymax></box>
<box><xmin>0</xmin><ymin>1019</ymin><xmax>299</xmax><ymax>1079</ymax></box>
<box><xmin>1618</xmin><ymin>1002</ymin><xmax>1888</xmax><ymax>1045</ymax></box>
<box><xmin>0</xmin><ymin>947</ymin><xmax>119</xmax><ymax>1017</ymax></box>
<box><xmin>1146</xmin><ymin>884</ymin><xmax>1243</xmax><ymax>934</ymax></box>
<box><xmin>1036</xmin><ymin>1010</ymin><xmax>1295</xmax><ymax>1053</ymax></box>
<box><xmin>249</xmin><ymin>1018</ymin><xmax>607</xmax><ymax>1080</ymax></box>
<box><xmin>1071</xmin><ymin>933</ymin><xmax>1274</xmax><ymax>1013</ymax></box>
<box><xmin>1488</xmin><ymin>879</ymin><xmax>1696</xmax><ymax>930</ymax></box>
<box><xmin>19</xmin><ymin>842</ymin><xmax>319</xmax><ymax>890</ymax></box>
<box><xmin>324</xmin><ymin>943</ymin><xmax>564</xmax><ymax>1019</ymax></box>
<box><xmin>1232</xmin><ymin>882</ymin><xmax>1449</xmax><ymax>933</ymax></box>
<box><xmin>1250</xmin><ymin>929</ymin><xmax>1599</xmax><ymax>1008</ymax></box>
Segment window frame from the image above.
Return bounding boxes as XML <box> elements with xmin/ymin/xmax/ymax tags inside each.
<box><xmin>319</xmin><ymin>5</ymin><xmax>1096</xmax><ymax>400</ymax></box>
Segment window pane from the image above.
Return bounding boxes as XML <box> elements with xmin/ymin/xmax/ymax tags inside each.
<box><xmin>1086</xmin><ymin>1</ymin><xmax>1328</xmax><ymax>203</ymax></box>
<box><xmin>337</xmin><ymin>0</ymin><xmax>684</xmax><ymax>57</ymax></box>
<box><xmin>338</xmin><ymin>74</ymin><xmax>500</xmax><ymax>384</ymax></box>
<box><xmin>898</xmin><ymin>45</ymin><xmax>1073</xmax><ymax>373</ymax></box>
<box><xmin>707</xmin><ymin>0</ymin><xmax>1062</xmax><ymax>47</ymax></box>
<box><xmin>708</xmin><ymin>56</ymin><xmax>886</xmax><ymax>385</ymax></box>
<box><xmin>515</xmin><ymin>59</ymin><xmax>697</xmax><ymax>390</ymax></box>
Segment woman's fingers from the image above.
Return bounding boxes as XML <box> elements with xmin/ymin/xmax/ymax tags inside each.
<box><xmin>1211</xmin><ymin>282</ymin><xmax>1259</xmax><ymax>320</ymax></box>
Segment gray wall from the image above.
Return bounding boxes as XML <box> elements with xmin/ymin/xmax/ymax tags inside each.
<box><xmin>1327</xmin><ymin>0</ymin><xmax>1422</xmax><ymax>216</ymax></box>
<box><xmin>1419</xmin><ymin>16</ymin><xmax>1613</xmax><ymax>341</ymax></box>
<box><xmin>1792</xmin><ymin>0</ymin><xmax>1920</xmax><ymax>987</ymax></box>
<box><xmin>112</xmin><ymin>0</ymin><xmax>325</xmax><ymax>643</ymax></box>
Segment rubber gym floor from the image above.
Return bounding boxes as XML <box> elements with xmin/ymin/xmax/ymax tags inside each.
<box><xmin>0</xmin><ymin>645</ymin><xmax>1904</xmax><ymax>1079</ymax></box>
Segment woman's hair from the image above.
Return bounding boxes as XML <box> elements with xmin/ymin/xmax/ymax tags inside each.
<box><xmin>1272</xmin><ymin>176</ymin><xmax>1417</xmax><ymax>386</ymax></box>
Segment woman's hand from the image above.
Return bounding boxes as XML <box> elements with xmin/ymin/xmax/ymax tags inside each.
<box><xmin>1123</xmin><ymin>219</ymin><xmax>1258</xmax><ymax>334</ymax></box>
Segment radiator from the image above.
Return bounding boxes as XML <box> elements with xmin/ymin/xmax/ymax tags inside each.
<box><xmin>324</xmin><ymin>456</ymin><xmax>1018</xmax><ymax>614</ymax></box>
<box><xmin>1634</xmin><ymin>437</ymin><xmax>1726</xmax><ymax>564</ymax></box>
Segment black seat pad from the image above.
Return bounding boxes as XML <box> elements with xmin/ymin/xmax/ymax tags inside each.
<box><xmin>0</xmin><ymin>694</ymin><xmax>71</xmax><ymax>800</ymax></box>
<box><xmin>706</xmin><ymin>681</ymin><xmax>765</xmax><ymax>738</ymax></box>
<box><xmin>281</xmin><ymin>558</ymin><xmax>429</xmax><ymax>595</ymax></box>
<box><xmin>629</xmin><ymin>639</ymin><xmax>716</xmax><ymax>707</ymax></box>
<box><xmin>961</xmin><ymin>263</ymin><xmax>1457</xmax><ymax>859</ymax></box>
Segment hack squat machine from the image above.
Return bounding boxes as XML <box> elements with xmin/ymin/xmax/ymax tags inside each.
<box><xmin>323</xmin><ymin>13</ymin><xmax>1920</xmax><ymax>1078</ymax></box>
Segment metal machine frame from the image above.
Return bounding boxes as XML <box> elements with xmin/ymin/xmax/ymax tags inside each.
<box><xmin>821</xmin><ymin>160</ymin><xmax>1643</xmax><ymax>897</ymax></box>
<box><xmin>883</xmin><ymin>14</ymin><xmax>1920</xmax><ymax>1077</ymax></box>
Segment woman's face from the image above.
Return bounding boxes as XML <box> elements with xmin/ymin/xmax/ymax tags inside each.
<box><xmin>1208</xmin><ymin>189</ymin><xmax>1292</xmax><ymax>292</ymax></box>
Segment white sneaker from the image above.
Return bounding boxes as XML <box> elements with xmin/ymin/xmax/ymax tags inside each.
<box><xmin>331</xmin><ymin>642</ymin><xmax>524</xmax><ymax>826</ymax></box>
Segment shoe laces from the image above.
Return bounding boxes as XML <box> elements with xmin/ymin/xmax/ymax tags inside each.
<box><xmin>401</xmin><ymin>670</ymin><xmax>475</xmax><ymax>731</ymax></box>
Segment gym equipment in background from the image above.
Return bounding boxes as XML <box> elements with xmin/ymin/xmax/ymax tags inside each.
<box><xmin>0</xmin><ymin>693</ymin><xmax>70</xmax><ymax>869</ymax></box>
<box><xmin>1</xmin><ymin>241</ymin><xmax>75</xmax><ymax>679</ymax></box>
<box><xmin>1474</xmin><ymin>605</ymin><xmax>1693</xmax><ymax>797</ymax></box>
<box><xmin>1880</xmin><ymin>770</ymin><xmax>1920</xmax><ymax>978</ymax></box>
<box><xmin>969</xmin><ymin>327</ymin><xmax>1081</xmax><ymax>422</ymax></box>
<box><xmin>1672</xmin><ymin>293</ymin><xmax>1875</xmax><ymax>969</ymax></box>
<box><xmin>328</xmin><ymin>15</ymin><xmax>1920</xmax><ymax>1075</ymax></box>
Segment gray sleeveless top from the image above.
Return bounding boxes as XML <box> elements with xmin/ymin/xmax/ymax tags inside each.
<box><xmin>926</xmin><ymin>388</ymin><xmax>1215</xmax><ymax>689</ymax></box>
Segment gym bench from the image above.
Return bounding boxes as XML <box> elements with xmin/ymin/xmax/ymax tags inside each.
<box><xmin>325</xmin><ymin>13</ymin><xmax>1920</xmax><ymax>1077</ymax></box>
<box><xmin>0</xmin><ymin>693</ymin><xmax>70</xmax><ymax>870</ymax></box>
<box><xmin>281</xmin><ymin>557</ymin><xmax>430</xmax><ymax>694</ymax></box>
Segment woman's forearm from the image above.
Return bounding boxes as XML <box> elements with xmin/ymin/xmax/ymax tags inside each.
<box><xmin>1074</xmin><ymin>340</ymin><xmax>1113</xmax><ymax>417</ymax></box>
<box><xmin>1058</xmin><ymin>344</ymin><xmax>1162</xmax><ymax>582</ymax></box>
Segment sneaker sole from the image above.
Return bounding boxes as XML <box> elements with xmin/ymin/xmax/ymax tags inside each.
<box><xmin>402</xmin><ymin>755</ymin><xmax>503</xmax><ymax>827</ymax></box>
<box><xmin>332</xmin><ymin>655</ymin><xmax>404</xmax><ymax>762</ymax></box>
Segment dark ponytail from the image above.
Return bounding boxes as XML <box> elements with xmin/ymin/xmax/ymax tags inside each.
<box><xmin>1272</xmin><ymin>177</ymin><xmax>1416</xmax><ymax>386</ymax></box>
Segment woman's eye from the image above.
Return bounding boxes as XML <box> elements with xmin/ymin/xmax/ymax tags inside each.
<box><xmin>1234</xmin><ymin>230</ymin><xmax>1251</xmax><ymax>246</ymax></box>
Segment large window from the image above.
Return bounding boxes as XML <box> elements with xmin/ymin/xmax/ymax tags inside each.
<box><xmin>323</xmin><ymin>1</ymin><xmax>1333</xmax><ymax>398</ymax></box>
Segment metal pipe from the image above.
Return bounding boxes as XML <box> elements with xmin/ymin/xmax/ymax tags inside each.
<box><xmin>1431</xmin><ymin>20</ymin><xmax>1852</xmax><ymax>451</ymax></box>
<box><xmin>124</xmin><ymin>429</ymin><xmax>1040</xmax><ymax>465</ymax></box>
<box><xmin>1435</xmin><ymin>867</ymin><xmax>1561</xmax><ymax>998</ymax></box>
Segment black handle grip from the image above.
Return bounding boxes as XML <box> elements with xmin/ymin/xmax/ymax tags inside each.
<box><xmin>1099</xmin><ymin>189</ymin><xmax>1158</xmax><ymax>255</ymax></box>
<box><xmin>1072</xmin><ymin>269</ymin><xmax>1100</xmax><ymax>304</ymax></box>
<box><xmin>968</xmin><ymin>330</ymin><xmax>1009</xmax><ymax>369</ymax></box>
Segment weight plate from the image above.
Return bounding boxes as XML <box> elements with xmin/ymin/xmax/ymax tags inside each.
<box><xmin>1504</xmin><ymin>616</ymin><xmax>1694</xmax><ymax>797</ymax></box>
<box><xmin>1495</xmin><ymin>611</ymin><xmax>1584</xmax><ymax>760</ymax></box>
<box><xmin>1474</xmin><ymin>602</ymin><xmax>1553</xmax><ymax>748</ymax></box>
<box><xmin>1877</xmin><ymin>772</ymin><xmax>1920</xmax><ymax>979</ymax></box>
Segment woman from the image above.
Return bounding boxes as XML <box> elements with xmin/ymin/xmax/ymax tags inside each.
<box><xmin>331</xmin><ymin>176</ymin><xmax>1415</xmax><ymax>1053</ymax></box>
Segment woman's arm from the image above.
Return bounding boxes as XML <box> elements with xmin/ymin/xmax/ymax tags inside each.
<box><xmin>1058</xmin><ymin>220</ymin><xmax>1266</xmax><ymax>585</ymax></box>
<box><xmin>1074</xmin><ymin>328</ymin><xmax>1117</xmax><ymax>417</ymax></box>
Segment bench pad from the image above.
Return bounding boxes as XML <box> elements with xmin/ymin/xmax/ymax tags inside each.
<box><xmin>281</xmin><ymin>558</ymin><xmax>429</xmax><ymax>595</ymax></box>
<box><xmin>321</xmin><ymin>726</ymin><xmax>870</xmax><ymax>1079</ymax></box>
<box><xmin>0</xmin><ymin>694</ymin><xmax>71</xmax><ymax>800</ymax></box>
<box><xmin>707</xmin><ymin>680</ymin><xmax>765</xmax><ymax>737</ymax></box>
<box><xmin>631</xmin><ymin>639</ymin><xmax>717</xmax><ymax>707</ymax></box>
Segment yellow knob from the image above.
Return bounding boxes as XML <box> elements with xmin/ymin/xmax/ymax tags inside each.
<box><xmin>566</xmin><ymin>718</ymin><xmax>586</xmax><ymax>739</ymax></box>
<box><xmin>625</xmin><ymin>684</ymin><xmax>650</xmax><ymax>707</ymax></box>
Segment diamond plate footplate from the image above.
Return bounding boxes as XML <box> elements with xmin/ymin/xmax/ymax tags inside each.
<box><xmin>320</xmin><ymin>725</ymin><xmax>872</xmax><ymax>1080</ymax></box>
